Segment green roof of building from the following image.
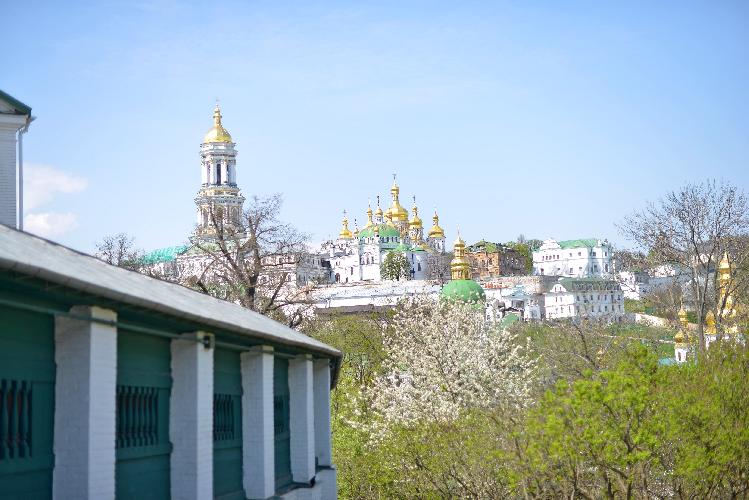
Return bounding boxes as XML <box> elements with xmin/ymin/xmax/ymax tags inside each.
<box><xmin>499</xmin><ymin>312</ymin><xmax>520</xmax><ymax>328</ymax></box>
<box><xmin>469</xmin><ymin>240</ymin><xmax>500</xmax><ymax>253</ymax></box>
<box><xmin>0</xmin><ymin>89</ymin><xmax>32</xmax><ymax>115</ymax></box>
<box><xmin>441</xmin><ymin>279</ymin><xmax>486</xmax><ymax>303</ymax></box>
<box><xmin>141</xmin><ymin>245</ymin><xmax>189</xmax><ymax>264</ymax></box>
<box><xmin>558</xmin><ymin>238</ymin><xmax>600</xmax><ymax>249</ymax></box>
<box><xmin>359</xmin><ymin>224</ymin><xmax>400</xmax><ymax>239</ymax></box>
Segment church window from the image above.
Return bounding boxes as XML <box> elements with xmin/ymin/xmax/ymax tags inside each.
<box><xmin>417</xmin><ymin>263</ymin><xmax>421</xmax><ymax>271</ymax></box>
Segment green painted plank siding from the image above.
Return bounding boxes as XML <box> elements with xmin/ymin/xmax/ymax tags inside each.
<box><xmin>0</xmin><ymin>305</ymin><xmax>55</xmax><ymax>500</ymax></box>
<box><xmin>274</xmin><ymin>358</ymin><xmax>292</xmax><ymax>492</ymax></box>
<box><xmin>115</xmin><ymin>329</ymin><xmax>172</xmax><ymax>500</ymax></box>
<box><xmin>213</xmin><ymin>348</ymin><xmax>244</xmax><ymax>500</ymax></box>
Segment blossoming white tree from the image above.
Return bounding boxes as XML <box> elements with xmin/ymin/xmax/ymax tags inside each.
<box><xmin>367</xmin><ymin>297</ymin><xmax>536</xmax><ymax>428</ymax></box>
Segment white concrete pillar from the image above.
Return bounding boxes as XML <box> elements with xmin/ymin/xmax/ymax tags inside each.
<box><xmin>241</xmin><ymin>346</ymin><xmax>275</xmax><ymax>499</ymax></box>
<box><xmin>313</xmin><ymin>359</ymin><xmax>332</xmax><ymax>467</ymax></box>
<box><xmin>170</xmin><ymin>332</ymin><xmax>214</xmax><ymax>500</ymax></box>
<box><xmin>289</xmin><ymin>354</ymin><xmax>315</xmax><ymax>484</ymax></box>
<box><xmin>53</xmin><ymin>306</ymin><xmax>117</xmax><ymax>500</ymax></box>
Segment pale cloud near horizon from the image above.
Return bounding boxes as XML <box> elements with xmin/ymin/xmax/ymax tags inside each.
<box><xmin>24</xmin><ymin>212</ymin><xmax>79</xmax><ymax>238</ymax></box>
<box><xmin>23</xmin><ymin>163</ymin><xmax>88</xmax><ymax>239</ymax></box>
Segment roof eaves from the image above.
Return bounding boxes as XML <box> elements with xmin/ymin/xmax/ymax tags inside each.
<box><xmin>0</xmin><ymin>89</ymin><xmax>32</xmax><ymax>115</ymax></box>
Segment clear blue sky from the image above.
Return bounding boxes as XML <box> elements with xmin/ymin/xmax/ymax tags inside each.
<box><xmin>3</xmin><ymin>1</ymin><xmax>748</xmax><ymax>252</ymax></box>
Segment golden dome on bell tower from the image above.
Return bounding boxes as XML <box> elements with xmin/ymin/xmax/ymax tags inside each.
<box><xmin>450</xmin><ymin>231</ymin><xmax>471</xmax><ymax>280</ymax></box>
<box><xmin>203</xmin><ymin>104</ymin><xmax>233</xmax><ymax>143</ymax></box>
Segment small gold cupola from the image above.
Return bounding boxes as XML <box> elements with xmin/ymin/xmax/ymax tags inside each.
<box><xmin>450</xmin><ymin>230</ymin><xmax>471</xmax><ymax>280</ymax></box>
<box><xmin>388</xmin><ymin>175</ymin><xmax>409</xmax><ymax>222</ymax></box>
<box><xmin>339</xmin><ymin>210</ymin><xmax>353</xmax><ymax>239</ymax></box>
<box><xmin>428</xmin><ymin>210</ymin><xmax>445</xmax><ymax>238</ymax></box>
<box><xmin>705</xmin><ymin>310</ymin><xmax>717</xmax><ymax>335</ymax></box>
<box><xmin>203</xmin><ymin>104</ymin><xmax>233</xmax><ymax>144</ymax></box>
<box><xmin>409</xmin><ymin>196</ymin><xmax>423</xmax><ymax>229</ymax></box>
<box><xmin>365</xmin><ymin>201</ymin><xmax>374</xmax><ymax>228</ymax></box>
<box><xmin>375</xmin><ymin>196</ymin><xmax>384</xmax><ymax>219</ymax></box>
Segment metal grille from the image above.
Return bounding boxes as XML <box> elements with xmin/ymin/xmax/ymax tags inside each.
<box><xmin>116</xmin><ymin>385</ymin><xmax>159</xmax><ymax>449</ymax></box>
<box><xmin>0</xmin><ymin>379</ymin><xmax>32</xmax><ymax>460</ymax></box>
<box><xmin>213</xmin><ymin>393</ymin><xmax>236</xmax><ymax>441</ymax></box>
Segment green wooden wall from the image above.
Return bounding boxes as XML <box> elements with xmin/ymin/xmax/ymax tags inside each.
<box><xmin>115</xmin><ymin>328</ymin><xmax>172</xmax><ymax>500</ymax></box>
<box><xmin>0</xmin><ymin>305</ymin><xmax>55</xmax><ymax>500</ymax></box>
<box><xmin>213</xmin><ymin>348</ymin><xmax>244</xmax><ymax>500</ymax></box>
<box><xmin>274</xmin><ymin>358</ymin><xmax>292</xmax><ymax>492</ymax></box>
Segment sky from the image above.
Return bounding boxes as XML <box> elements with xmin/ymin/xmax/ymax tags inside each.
<box><xmin>3</xmin><ymin>1</ymin><xmax>748</xmax><ymax>253</ymax></box>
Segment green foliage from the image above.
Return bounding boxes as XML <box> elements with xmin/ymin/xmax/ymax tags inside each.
<box><xmin>624</xmin><ymin>297</ymin><xmax>647</xmax><ymax>313</ymax></box>
<box><xmin>311</xmin><ymin>313</ymin><xmax>749</xmax><ymax>499</ymax></box>
<box><xmin>380</xmin><ymin>251</ymin><xmax>412</xmax><ymax>281</ymax></box>
<box><xmin>505</xmin><ymin>241</ymin><xmax>533</xmax><ymax>273</ymax></box>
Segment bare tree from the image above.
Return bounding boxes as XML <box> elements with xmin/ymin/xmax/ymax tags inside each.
<box><xmin>619</xmin><ymin>180</ymin><xmax>749</xmax><ymax>349</ymax></box>
<box><xmin>95</xmin><ymin>233</ymin><xmax>143</xmax><ymax>269</ymax></box>
<box><xmin>186</xmin><ymin>194</ymin><xmax>315</xmax><ymax>328</ymax></box>
<box><xmin>427</xmin><ymin>251</ymin><xmax>452</xmax><ymax>284</ymax></box>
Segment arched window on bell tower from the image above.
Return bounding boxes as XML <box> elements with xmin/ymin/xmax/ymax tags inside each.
<box><xmin>216</xmin><ymin>163</ymin><xmax>222</xmax><ymax>184</ymax></box>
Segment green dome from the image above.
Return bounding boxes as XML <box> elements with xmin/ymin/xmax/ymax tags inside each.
<box><xmin>359</xmin><ymin>224</ymin><xmax>400</xmax><ymax>240</ymax></box>
<box><xmin>394</xmin><ymin>242</ymin><xmax>410</xmax><ymax>252</ymax></box>
<box><xmin>441</xmin><ymin>279</ymin><xmax>486</xmax><ymax>303</ymax></box>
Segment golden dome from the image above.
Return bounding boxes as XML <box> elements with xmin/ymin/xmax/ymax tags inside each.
<box><xmin>339</xmin><ymin>211</ymin><xmax>353</xmax><ymax>239</ymax></box>
<box><xmin>428</xmin><ymin>210</ymin><xmax>445</xmax><ymax>238</ymax></box>
<box><xmin>364</xmin><ymin>203</ymin><xmax>374</xmax><ymax>228</ymax></box>
<box><xmin>674</xmin><ymin>330</ymin><xmax>685</xmax><ymax>344</ymax></box>
<box><xmin>387</xmin><ymin>176</ymin><xmax>409</xmax><ymax>222</ymax></box>
<box><xmin>678</xmin><ymin>305</ymin><xmax>688</xmax><ymax>325</ymax></box>
<box><xmin>375</xmin><ymin>196</ymin><xmax>384</xmax><ymax>218</ymax></box>
<box><xmin>409</xmin><ymin>198</ymin><xmax>423</xmax><ymax>229</ymax></box>
<box><xmin>203</xmin><ymin>104</ymin><xmax>233</xmax><ymax>143</ymax></box>
<box><xmin>705</xmin><ymin>310</ymin><xmax>717</xmax><ymax>335</ymax></box>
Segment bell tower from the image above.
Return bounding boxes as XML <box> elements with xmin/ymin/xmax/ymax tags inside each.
<box><xmin>194</xmin><ymin>104</ymin><xmax>245</xmax><ymax>237</ymax></box>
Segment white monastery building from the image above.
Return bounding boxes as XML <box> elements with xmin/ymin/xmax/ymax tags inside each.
<box><xmin>533</xmin><ymin>238</ymin><xmax>613</xmax><ymax>278</ymax></box>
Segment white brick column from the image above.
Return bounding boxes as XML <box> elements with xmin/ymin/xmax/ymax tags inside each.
<box><xmin>170</xmin><ymin>332</ymin><xmax>214</xmax><ymax>500</ymax></box>
<box><xmin>241</xmin><ymin>346</ymin><xmax>275</xmax><ymax>499</ymax></box>
<box><xmin>53</xmin><ymin>305</ymin><xmax>117</xmax><ymax>500</ymax></box>
<box><xmin>313</xmin><ymin>359</ymin><xmax>332</xmax><ymax>467</ymax></box>
<box><xmin>289</xmin><ymin>354</ymin><xmax>315</xmax><ymax>484</ymax></box>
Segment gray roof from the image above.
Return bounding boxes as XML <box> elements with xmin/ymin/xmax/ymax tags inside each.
<box><xmin>0</xmin><ymin>226</ymin><xmax>340</xmax><ymax>360</ymax></box>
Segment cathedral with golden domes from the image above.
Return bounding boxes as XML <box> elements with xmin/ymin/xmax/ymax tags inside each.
<box><xmin>322</xmin><ymin>175</ymin><xmax>448</xmax><ymax>283</ymax></box>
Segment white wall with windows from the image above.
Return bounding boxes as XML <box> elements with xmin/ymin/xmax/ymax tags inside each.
<box><xmin>533</xmin><ymin>238</ymin><xmax>613</xmax><ymax>278</ymax></box>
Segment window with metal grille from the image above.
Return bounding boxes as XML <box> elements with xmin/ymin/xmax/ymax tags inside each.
<box><xmin>0</xmin><ymin>379</ymin><xmax>32</xmax><ymax>460</ymax></box>
<box><xmin>213</xmin><ymin>393</ymin><xmax>237</xmax><ymax>441</ymax></box>
<box><xmin>116</xmin><ymin>385</ymin><xmax>160</xmax><ymax>449</ymax></box>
